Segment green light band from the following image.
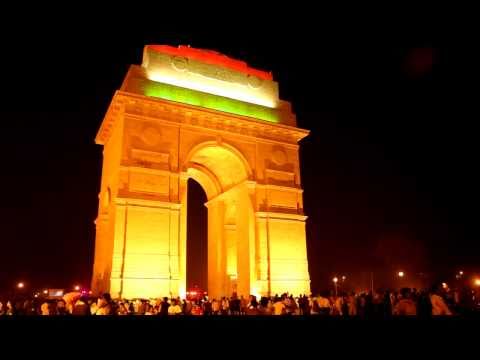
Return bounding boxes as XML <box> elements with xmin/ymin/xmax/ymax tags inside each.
<box><xmin>138</xmin><ymin>79</ymin><xmax>279</xmax><ymax>123</ymax></box>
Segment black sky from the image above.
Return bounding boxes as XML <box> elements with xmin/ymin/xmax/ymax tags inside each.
<box><xmin>0</xmin><ymin>10</ymin><xmax>478</xmax><ymax>293</ymax></box>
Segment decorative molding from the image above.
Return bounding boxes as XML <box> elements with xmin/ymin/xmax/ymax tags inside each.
<box><xmin>96</xmin><ymin>91</ymin><xmax>309</xmax><ymax>147</ymax></box>
<box><xmin>130</xmin><ymin>149</ymin><xmax>170</xmax><ymax>169</ymax></box>
<box><xmin>265</xmin><ymin>168</ymin><xmax>295</xmax><ymax>186</ymax></box>
<box><xmin>115</xmin><ymin>196</ymin><xmax>182</xmax><ymax>210</ymax></box>
<box><xmin>255</xmin><ymin>211</ymin><xmax>308</xmax><ymax>222</ymax></box>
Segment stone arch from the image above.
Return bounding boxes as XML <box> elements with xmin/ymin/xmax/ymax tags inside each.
<box><xmin>183</xmin><ymin>140</ymin><xmax>253</xmax><ymax>185</ymax></box>
<box><xmin>180</xmin><ymin>141</ymin><xmax>255</xmax><ymax>299</ymax></box>
<box><xmin>92</xmin><ymin>51</ymin><xmax>312</xmax><ymax>300</ymax></box>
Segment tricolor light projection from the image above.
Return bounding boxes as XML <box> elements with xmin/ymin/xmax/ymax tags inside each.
<box><xmin>142</xmin><ymin>80</ymin><xmax>279</xmax><ymax>123</ymax></box>
<box><xmin>141</xmin><ymin>45</ymin><xmax>280</xmax><ymax>122</ymax></box>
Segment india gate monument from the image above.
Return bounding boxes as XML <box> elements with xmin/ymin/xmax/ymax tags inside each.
<box><xmin>92</xmin><ymin>45</ymin><xmax>311</xmax><ymax>300</ymax></box>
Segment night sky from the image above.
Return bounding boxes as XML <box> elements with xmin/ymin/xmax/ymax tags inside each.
<box><xmin>0</xmin><ymin>12</ymin><xmax>477</xmax><ymax>294</ymax></box>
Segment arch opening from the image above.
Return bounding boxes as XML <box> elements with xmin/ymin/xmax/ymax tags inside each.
<box><xmin>186</xmin><ymin>178</ymin><xmax>208</xmax><ymax>293</ymax></box>
<box><xmin>182</xmin><ymin>142</ymin><xmax>255</xmax><ymax>299</ymax></box>
<box><xmin>185</xmin><ymin>143</ymin><xmax>251</xmax><ymax>198</ymax></box>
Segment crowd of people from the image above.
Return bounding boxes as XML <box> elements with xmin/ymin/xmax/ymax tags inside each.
<box><xmin>1</xmin><ymin>283</ymin><xmax>478</xmax><ymax>317</ymax></box>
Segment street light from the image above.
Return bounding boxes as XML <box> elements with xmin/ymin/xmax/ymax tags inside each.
<box><xmin>442</xmin><ymin>282</ymin><xmax>448</xmax><ymax>289</ymax></box>
<box><xmin>341</xmin><ymin>276</ymin><xmax>346</xmax><ymax>281</ymax></box>
<box><xmin>17</xmin><ymin>282</ymin><xmax>24</xmax><ymax>289</ymax></box>
<box><xmin>333</xmin><ymin>277</ymin><xmax>338</xmax><ymax>297</ymax></box>
<box><xmin>398</xmin><ymin>271</ymin><xmax>405</xmax><ymax>278</ymax></box>
<box><xmin>74</xmin><ymin>285</ymin><xmax>80</xmax><ymax>291</ymax></box>
<box><xmin>43</xmin><ymin>289</ymin><xmax>48</xmax><ymax>295</ymax></box>
<box><xmin>474</xmin><ymin>278</ymin><xmax>480</xmax><ymax>287</ymax></box>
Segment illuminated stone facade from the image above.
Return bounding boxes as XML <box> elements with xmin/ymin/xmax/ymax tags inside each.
<box><xmin>92</xmin><ymin>45</ymin><xmax>311</xmax><ymax>299</ymax></box>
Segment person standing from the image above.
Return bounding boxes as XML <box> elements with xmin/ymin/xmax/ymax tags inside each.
<box><xmin>347</xmin><ymin>292</ymin><xmax>357</xmax><ymax>316</ymax></box>
<box><xmin>168</xmin><ymin>299</ymin><xmax>183</xmax><ymax>315</ymax></box>
<box><xmin>430</xmin><ymin>285</ymin><xmax>453</xmax><ymax>316</ymax></box>
<box><xmin>72</xmin><ymin>296</ymin><xmax>91</xmax><ymax>315</ymax></box>
<box><xmin>417</xmin><ymin>290</ymin><xmax>432</xmax><ymax>318</ymax></box>
<box><xmin>221</xmin><ymin>297</ymin><xmax>230</xmax><ymax>315</ymax></box>
<box><xmin>393</xmin><ymin>288</ymin><xmax>417</xmax><ymax>316</ymax></box>
<box><xmin>95</xmin><ymin>293</ymin><xmax>113</xmax><ymax>315</ymax></box>
<box><xmin>159</xmin><ymin>297</ymin><xmax>170</xmax><ymax>316</ymax></box>
<box><xmin>317</xmin><ymin>292</ymin><xmax>331</xmax><ymax>316</ymax></box>
<box><xmin>240</xmin><ymin>296</ymin><xmax>248</xmax><ymax>315</ymax></box>
<box><xmin>40</xmin><ymin>302</ymin><xmax>50</xmax><ymax>315</ymax></box>
<box><xmin>211</xmin><ymin>299</ymin><xmax>220</xmax><ymax>315</ymax></box>
<box><xmin>273</xmin><ymin>296</ymin><xmax>286</xmax><ymax>315</ymax></box>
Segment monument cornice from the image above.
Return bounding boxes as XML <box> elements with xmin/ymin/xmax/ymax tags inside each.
<box><xmin>96</xmin><ymin>91</ymin><xmax>309</xmax><ymax>146</ymax></box>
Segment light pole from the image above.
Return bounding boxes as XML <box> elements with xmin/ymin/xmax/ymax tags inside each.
<box><xmin>456</xmin><ymin>271</ymin><xmax>464</xmax><ymax>281</ymax></box>
<box><xmin>341</xmin><ymin>276</ymin><xmax>346</xmax><ymax>293</ymax></box>
<box><xmin>14</xmin><ymin>282</ymin><xmax>25</xmax><ymax>300</ymax></box>
<box><xmin>397</xmin><ymin>271</ymin><xmax>405</xmax><ymax>289</ymax></box>
<box><xmin>333</xmin><ymin>277</ymin><xmax>338</xmax><ymax>297</ymax></box>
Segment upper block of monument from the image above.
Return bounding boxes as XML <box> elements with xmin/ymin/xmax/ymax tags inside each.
<box><xmin>118</xmin><ymin>45</ymin><xmax>297</xmax><ymax>126</ymax></box>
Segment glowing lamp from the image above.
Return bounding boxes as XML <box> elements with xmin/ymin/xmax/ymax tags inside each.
<box><xmin>17</xmin><ymin>282</ymin><xmax>24</xmax><ymax>289</ymax></box>
<box><xmin>474</xmin><ymin>279</ymin><xmax>480</xmax><ymax>287</ymax></box>
<box><xmin>43</xmin><ymin>290</ymin><xmax>48</xmax><ymax>295</ymax></box>
<box><xmin>442</xmin><ymin>282</ymin><xmax>448</xmax><ymax>289</ymax></box>
<box><xmin>74</xmin><ymin>285</ymin><xmax>80</xmax><ymax>291</ymax></box>
<box><xmin>333</xmin><ymin>277</ymin><xmax>338</xmax><ymax>283</ymax></box>
<box><xmin>398</xmin><ymin>271</ymin><xmax>405</xmax><ymax>278</ymax></box>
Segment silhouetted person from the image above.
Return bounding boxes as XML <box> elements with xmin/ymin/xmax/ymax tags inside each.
<box><xmin>364</xmin><ymin>291</ymin><xmax>374</xmax><ymax>318</ymax></box>
<box><xmin>430</xmin><ymin>284</ymin><xmax>452</xmax><ymax>316</ymax></box>
<box><xmin>72</xmin><ymin>296</ymin><xmax>90</xmax><ymax>315</ymax></box>
<box><xmin>393</xmin><ymin>288</ymin><xmax>417</xmax><ymax>316</ymax></box>
<box><xmin>341</xmin><ymin>294</ymin><xmax>349</xmax><ymax>317</ymax></box>
<box><xmin>159</xmin><ymin>297</ymin><xmax>170</xmax><ymax>316</ymax></box>
<box><xmin>383</xmin><ymin>290</ymin><xmax>393</xmax><ymax>318</ymax></box>
<box><xmin>417</xmin><ymin>290</ymin><xmax>432</xmax><ymax>318</ymax></box>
